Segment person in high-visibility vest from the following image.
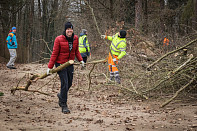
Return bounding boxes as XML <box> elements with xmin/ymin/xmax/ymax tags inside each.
<box><xmin>163</xmin><ymin>36</ymin><xmax>169</xmax><ymax>47</ymax></box>
<box><xmin>162</xmin><ymin>36</ymin><xmax>170</xmax><ymax>53</ymax></box>
<box><xmin>101</xmin><ymin>30</ymin><xmax>127</xmax><ymax>84</ymax></box>
<box><xmin>79</xmin><ymin>29</ymin><xmax>90</xmax><ymax>65</ymax></box>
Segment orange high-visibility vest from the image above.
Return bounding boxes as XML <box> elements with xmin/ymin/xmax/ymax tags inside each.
<box><xmin>163</xmin><ymin>38</ymin><xmax>169</xmax><ymax>46</ymax></box>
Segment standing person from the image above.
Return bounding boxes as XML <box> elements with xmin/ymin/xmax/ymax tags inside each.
<box><xmin>6</xmin><ymin>27</ymin><xmax>17</xmax><ymax>69</ymax></box>
<box><xmin>101</xmin><ymin>30</ymin><xmax>127</xmax><ymax>84</ymax></box>
<box><xmin>162</xmin><ymin>36</ymin><xmax>170</xmax><ymax>52</ymax></box>
<box><xmin>78</xmin><ymin>29</ymin><xmax>90</xmax><ymax>67</ymax></box>
<box><xmin>47</xmin><ymin>22</ymin><xmax>84</xmax><ymax>114</ymax></box>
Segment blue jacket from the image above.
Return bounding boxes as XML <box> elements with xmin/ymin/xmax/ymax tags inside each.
<box><xmin>79</xmin><ymin>33</ymin><xmax>90</xmax><ymax>57</ymax></box>
<box><xmin>6</xmin><ymin>32</ymin><xmax>17</xmax><ymax>49</ymax></box>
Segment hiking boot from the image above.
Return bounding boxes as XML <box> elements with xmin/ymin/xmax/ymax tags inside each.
<box><xmin>62</xmin><ymin>105</ymin><xmax>70</xmax><ymax>114</ymax></box>
<box><xmin>7</xmin><ymin>66</ymin><xmax>17</xmax><ymax>69</ymax></box>
<box><xmin>115</xmin><ymin>76</ymin><xmax>121</xmax><ymax>84</ymax></box>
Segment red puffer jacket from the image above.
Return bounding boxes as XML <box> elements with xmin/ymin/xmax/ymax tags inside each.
<box><xmin>48</xmin><ymin>35</ymin><xmax>82</xmax><ymax>69</ymax></box>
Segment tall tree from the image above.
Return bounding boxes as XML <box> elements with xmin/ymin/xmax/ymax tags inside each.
<box><xmin>135</xmin><ymin>0</ymin><xmax>142</xmax><ymax>31</ymax></box>
<box><xmin>160</xmin><ymin>0</ymin><xmax>165</xmax><ymax>35</ymax></box>
<box><xmin>194</xmin><ymin>0</ymin><xmax>197</xmax><ymax>30</ymax></box>
<box><xmin>143</xmin><ymin>0</ymin><xmax>148</xmax><ymax>34</ymax></box>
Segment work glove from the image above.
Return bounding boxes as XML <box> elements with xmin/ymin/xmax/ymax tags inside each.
<box><xmin>80</xmin><ymin>61</ymin><xmax>85</xmax><ymax>67</ymax></box>
<box><xmin>46</xmin><ymin>68</ymin><xmax>52</xmax><ymax>75</ymax></box>
<box><xmin>101</xmin><ymin>35</ymin><xmax>106</xmax><ymax>39</ymax></box>
<box><xmin>112</xmin><ymin>58</ymin><xmax>117</xmax><ymax>62</ymax></box>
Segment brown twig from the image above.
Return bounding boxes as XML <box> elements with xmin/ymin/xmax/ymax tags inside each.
<box><xmin>88</xmin><ymin>63</ymin><xmax>96</xmax><ymax>91</ymax></box>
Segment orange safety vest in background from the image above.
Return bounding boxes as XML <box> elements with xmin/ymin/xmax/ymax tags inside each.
<box><xmin>163</xmin><ymin>38</ymin><xmax>169</xmax><ymax>46</ymax></box>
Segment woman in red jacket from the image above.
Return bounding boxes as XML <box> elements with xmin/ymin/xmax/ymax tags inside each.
<box><xmin>47</xmin><ymin>22</ymin><xmax>84</xmax><ymax>114</ymax></box>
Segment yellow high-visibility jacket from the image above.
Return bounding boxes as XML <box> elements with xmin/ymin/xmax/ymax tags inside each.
<box><xmin>107</xmin><ymin>33</ymin><xmax>126</xmax><ymax>60</ymax></box>
<box><xmin>79</xmin><ymin>34</ymin><xmax>90</xmax><ymax>53</ymax></box>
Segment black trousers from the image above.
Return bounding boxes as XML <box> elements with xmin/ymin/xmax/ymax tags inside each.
<box><xmin>82</xmin><ymin>57</ymin><xmax>87</xmax><ymax>63</ymax></box>
<box><xmin>55</xmin><ymin>63</ymin><xmax>74</xmax><ymax>103</ymax></box>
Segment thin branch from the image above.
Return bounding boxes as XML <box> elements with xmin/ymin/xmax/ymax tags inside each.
<box><xmin>32</xmin><ymin>38</ymin><xmax>52</xmax><ymax>54</ymax></box>
<box><xmin>30</xmin><ymin>58</ymin><xmax>50</xmax><ymax>64</ymax></box>
<box><xmin>84</xmin><ymin>0</ymin><xmax>118</xmax><ymax>68</ymax></box>
<box><xmin>73</xmin><ymin>58</ymin><xmax>107</xmax><ymax>65</ymax></box>
<box><xmin>98</xmin><ymin>0</ymin><xmax>111</xmax><ymax>10</ymax></box>
<box><xmin>88</xmin><ymin>63</ymin><xmax>96</xmax><ymax>90</ymax></box>
<box><xmin>130</xmin><ymin>81</ymin><xmax>148</xmax><ymax>99</ymax></box>
<box><xmin>161</xmin><ymin>76</ymin><xmax>196</xmax><ymax>107</ymax></box>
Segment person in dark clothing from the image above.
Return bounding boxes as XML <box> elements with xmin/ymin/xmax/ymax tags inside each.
<box><xmin>47</xmin><ymin>22</ymin><xmax>84</xmax><ymax>114</ymax></box>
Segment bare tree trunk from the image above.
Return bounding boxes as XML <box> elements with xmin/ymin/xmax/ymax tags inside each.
<box><xmin>160</xmin><ymin>0</ymin><xmax>165</xmax><ymax>35</ymax></box>
<box><xmin>194</xmin><ymin>0</ymin><xmax>197</xmax><ymax>30</ymax></box>
<box><xmin>143</xmin><ymin>0</ymin><xmax>148</xmax><ymax>34</ymax></box>
<box><xmin>135</xmin><ymin>0</ymin><xmax>142</xmax><ymax>31</ymax></box>
<box><xmin>110</xmin><ymin>0</ymin><xmax>114</xmax><ymax>20</ymax></box>
<box><xmin>26</xmin><ymin>0</ymin><xmax>34</xmax><ymax>63</ymax></box>
<box><xmin>0</xmin><ymin>1</ymin><xmax>11</xmax><ymax>60</ymax></box>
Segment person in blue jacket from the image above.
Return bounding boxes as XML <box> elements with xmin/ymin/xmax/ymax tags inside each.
<box><xmin>6</xmin><ymin>27</ymin><xmax>17</xmax><ymax>69</ymax></box>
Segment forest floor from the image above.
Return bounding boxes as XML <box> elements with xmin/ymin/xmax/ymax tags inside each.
<box><xmin>0</xmin><ymin>62</ymin><xmax>197</xmax><ymax>131</ymax></box>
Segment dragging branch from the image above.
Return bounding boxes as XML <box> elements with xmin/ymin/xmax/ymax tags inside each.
<box><xmin>11</xmin><ymin>59</ymin><xmax>107</xmax><ymax>95</ymax></box>
<box><xmin>73</xmin><ymin>58</ymin><xmax>107</xmax><ymax>65</ymax></box>
<box><xmin>12</xmin><ymin>86</ymin><xmax>50</xmax><ymax>96</ymax></box>
<box><xmin>11</xmin><ymin>60</ymin><xmax>74</xmax><ymax>94</ymax></box>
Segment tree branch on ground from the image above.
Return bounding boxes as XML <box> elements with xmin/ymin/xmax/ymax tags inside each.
<box><xmin>161</xmin><ymin>75</ymin><xmax>196</xmax><ymax>107</ymax></box>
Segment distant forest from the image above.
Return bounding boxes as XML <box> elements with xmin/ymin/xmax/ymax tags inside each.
<box><xmin>0</xmin><ymin>0</ymin><xmax>196</xmax><ymax>63</ymax></box>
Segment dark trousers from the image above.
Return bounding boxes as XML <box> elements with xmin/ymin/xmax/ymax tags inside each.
<box><xmin>82</xmin><ymin>57</ymin><xmax>87</xmax><ymax>63</ymax></box>
<box><xmin>55</xmin><ymin>63</ymin><xmax>74</xmax><ymax>103</ymax></box>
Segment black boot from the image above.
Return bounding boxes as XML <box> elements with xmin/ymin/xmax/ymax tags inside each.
<box><xmin>57</xmin><ymin>93</ymin><xmax>70</xmax><ymax>114</ymax></box>
<box><xmin>62</xmin><ymin>104</ymin><xmax>70</xmax><ymax>114</ymax></box>
<box><xmin>57</xmin><ymin>93</ymin><xmax>62</xmax><ymax>107</ymax></box>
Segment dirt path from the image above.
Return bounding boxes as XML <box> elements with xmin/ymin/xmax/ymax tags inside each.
<box><xmin>0</xmin><ymin>63</ymin><xmax>197</xmax><ymax>131</ymax></box>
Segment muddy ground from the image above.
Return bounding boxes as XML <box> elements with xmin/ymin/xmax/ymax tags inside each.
<box><xmin>0</xmin><ymin>63</ymin><xmax>197</xmax><ymax>131</ymax></box>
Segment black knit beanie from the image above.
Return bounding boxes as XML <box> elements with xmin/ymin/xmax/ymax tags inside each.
<box><xmin>65</xmin><ymin>22</ymin><xmax>73</xmax><ymax>31</ymax></box>
<box><xmin>119</xmin><ymin>30</ymin><xmax>127</xmax><ymax>38</ymax></box>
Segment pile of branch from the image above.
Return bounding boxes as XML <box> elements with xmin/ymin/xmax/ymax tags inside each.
<box><xmin>143</xmin><ymin>39</ymin><xmax>197</xmax><ymax>107</ymax></box>
<box><xmin>117</xmin><ymin>38</ymin><xmax>197</xmax><ymax>107</ymax></box>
